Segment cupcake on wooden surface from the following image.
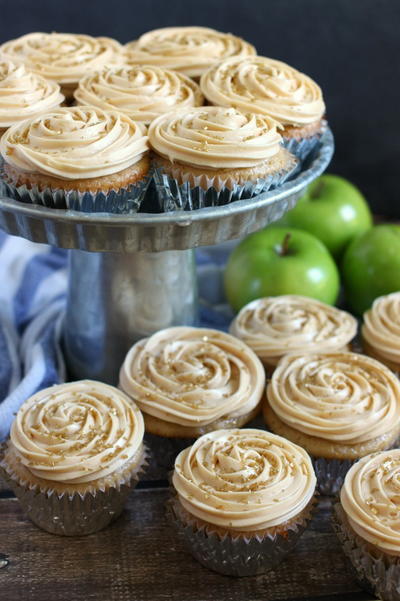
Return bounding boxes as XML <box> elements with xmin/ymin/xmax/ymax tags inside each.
<box><xmin>362</xmin><ymin>292</ymin><xmax>400</xmax><ymax>371</ymax></box>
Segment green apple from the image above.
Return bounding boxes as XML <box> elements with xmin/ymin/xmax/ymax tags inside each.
<box><xmin>275</xmin><ymin>174</ymin><xmax>373</xmax><ymax>259</ymax></box>
<box><xmin>224</xmin><ymin>226</ymin><xmax>340</xmax><ymax>313</ymax></box>
<box><xmin>342</xmin><ymin>225</ymin><xmax>400</xmax><ymax>315</ymax></box>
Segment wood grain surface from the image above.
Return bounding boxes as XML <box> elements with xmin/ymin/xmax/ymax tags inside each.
<box><xmin>0</xmin><ymin>486</ymin><xmax>377</xmax><ymax>601</ymax></box>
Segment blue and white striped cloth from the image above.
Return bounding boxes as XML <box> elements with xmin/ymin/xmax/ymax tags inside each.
<box><xmin>0</xmin><ymin>231</ymin><xmax>234</xmax><ymax>440</ymax></box>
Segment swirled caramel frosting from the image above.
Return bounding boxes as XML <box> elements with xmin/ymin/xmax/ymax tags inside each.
<box><xmin>8</xmin><ymin>380</ymin><xmax>145</xmax><ymax>484</ymax></box>
<box><xmin>0</xmin><ymin>61</ymin><xmax>64</xmax><ymax>128</ymax></box>
<box><xmin>124</xmin><ymin>26</ymin><xmax>256</xmax><ymax>79</ymax></box>
<box><xmin>148</xmin><ymin>106</ymin><xmax>283</xmax><ymax>169</ymax></box>
<box><xmin>362</xmin><ymin>293</ymin><xmax>400</xmax><ymax>366</ymax></box>
<box><xmin>0</xmin><ymin>32</ymin><xmax>122</xmax><ymax>85</ymax></box>
<box><xmin>341</xmin><ymin>450</ymin><xmax>400</xmax><ymax>555</ymax></box>
<box><xmin>200</xmin><ymin>55</ymin><xmax>325</xmax><ymax>127</ymax></box>
<box><xmin>230</xmin><ymin>295</ymin><xmax>357</xmax><ymax>366</ymax></box>
<box><xmin>119</xmin><ymin>327</ymin><xmax>265</xmax><ymax>428</ymax></box>
<box><xmin>267</xmin><ymin>352</ymin><xmax>400</xmax><ymax>444</ymax></box>
<box><xmin>0</xmin><ymin>105</ymin><xmax>149</xmax><ymax>179</ymax></box>
<box><xmin>74</xmin><ymin>65</ymin><xmax>204</xmax><ymax>124</ymax></box>
<box><xmin>172</xmin><ymin>428</ymin><xmax>316</xmax><ymax>531</ymax></box>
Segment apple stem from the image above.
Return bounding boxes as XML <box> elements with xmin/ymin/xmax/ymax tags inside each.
<box><xmin>310</xmin><ymin>179</ymin><xmax>325</xmax><ymax>199</ymax></box>
<box><xmin>280</xmin><ymin>233</ymin><xmax>291</xmax><ymax>256</ymax></box>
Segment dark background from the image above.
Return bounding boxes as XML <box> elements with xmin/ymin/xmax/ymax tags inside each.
<box><xmin>0</xmin><ymin>0</ymin><xmax>399</xmax><ymax>215</ymax></box>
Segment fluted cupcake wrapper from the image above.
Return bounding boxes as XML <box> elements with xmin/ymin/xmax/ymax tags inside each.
<box><xmin>144</xmin><ymin>432</ymin><xmax>195</xmax><ymax>478</ymax></box>
<box><xmin>312</xmin><ymin>456</ymin><xmax>355</xmax><ymax>497</ymax></box>
<box><xmin>151</xmin><ymin>159</ymin><xmax>297</xmax><ymax>212</ymax></box>
<box><xmin>332</xmin><ymin>503</ymin><xmax>400</xmax><ymax>601</ymax></box>
<box><xmin>0</xmin><ymin>443</ymin><xmax>149</xmax><ymax>536</ymax></box>
<box><xmin>167</xmin><ymin>495</ymin><xmax>316</xmax><ymax>577</ymax></box>
<box><xmin>283</xmin><ymin>121</ymin><xmax>328</xmax><ymax>163</ymax></box>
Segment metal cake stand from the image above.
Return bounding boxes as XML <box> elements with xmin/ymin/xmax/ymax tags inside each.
<box><xmin>0</xmin><ymin>129</ymin><xmax>334</xmax><ymax>384</ymax></box>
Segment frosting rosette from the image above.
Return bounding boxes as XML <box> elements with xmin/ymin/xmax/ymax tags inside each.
<box><xmin>341</xmin><ymin>450</ymin><xmax>400</xmax><ymax>555</ymax></box>
<box><xmin>0</xmin><ymin>32</ymin><xmax>122</xmax><ymax>86</ymax></box>
<box><xmin>230</xmin><ymin>295</ymin><xmax>357</xmax><ymax>366</ymax></box>
<box><xmin>172</xmin><ymin>428</ymin><xmax>316</xmax><ymax>531</ymax></box>
<box><xmin>119</xmin><ymin>326</ymin><xmax>265</xmax><ymax>428</ymax></box>
<box><xmin>0</xmin><ymin>105</ymin><xmax>149</xmax><ymax>179</ymax></box>
<box><xmin>267</xmin><ymin>352</ymin><xmax>400</xmax><ymax>444</ymax></box>
<box><xmin>0</xmin><ymin>61</ymin><xmax>64</xmax><ymax>128</ymax></box>
<box><xmin>74</xmin><ymin>65</ymin><xmax>204</xmax><ymax>124</ymax></box>
<box><xmin>200</xmin><ymin>55</ymin><xmax>325</xmax><ymax>127</ymax></box>
<box><xmin>362</xmin><ymin>292</ymin><xmax>400</xmax><ymax>366</ymax></box>
<box><xmin>148</xmin><ymin>106</ymin><xmax>283</xmax><ymax>169</ymax></box>
<box><xmin>124</xmin><ymin>26</ymin><xmax>256</xmax><ymax>79</ymax></box>
<box><xmin>9</xmin><ymin>380</ymin><xmax>144</xmax><ymax>484</ymax></box>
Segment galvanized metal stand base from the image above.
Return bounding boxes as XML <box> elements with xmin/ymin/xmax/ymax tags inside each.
<box><xmin>0</xmin><ymin>129</ymin><xmax>334</xmax><ymax>384</ymax></box>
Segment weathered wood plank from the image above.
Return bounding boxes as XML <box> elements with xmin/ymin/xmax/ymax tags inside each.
<box><xmin>0</xmin><ymin>492</ymin><xmax>375</xmax><ymax>601</ymax></box>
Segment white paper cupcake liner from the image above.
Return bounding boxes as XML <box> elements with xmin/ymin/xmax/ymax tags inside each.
<box><xmin>152</xmin><ymin>159</ymin><xmax>298</xmax><ymax>212</ymax></box>
<box><xmin>0</xmin><ymin>443</ymin><xmax>149</xmax><ymax>536</ymax></box>
<box><xmin>167</xmin><ymin>495</ymin><xmax>315</xmax><ymax>576</ymax></box>
<box><xmin>333</xmin><ymin>503</ymin><xmax>400</xmax><ymax>601</ymax></box>
<box><xmin>312</xmin><ymin>456</ymin><xmax>355</xmax><ymax>496</ymax></box>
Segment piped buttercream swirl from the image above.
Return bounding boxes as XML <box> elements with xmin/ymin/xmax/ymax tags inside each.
<box><xmin>148</xmin><ymin>106</ymin><xmax>283</xmax><ymax>169</ymax></box>
<box><xmin>362</xmin><ymin>293</ymin><xmax>400</xmax><ymax>365</ymax></box>
<box><xmin>0</xmin><ymin>61</ymin><xmax>64</xmax><ymax>128</ymax></box>
<box><xmin>341</xmin><ymin>450</ymin><xmax>400</xmax><ymax>555</ymax></box>
<box><xmin>267</xmin><ymin>352</ymin><xmax>400</xmax><ymax>444</ymax></box>
<box><xmin>124</xmin><ymin>26</ymin><xmax>256</xmax><ymax>78</ymax></box>
<box><xmin>230</xmin><ymin>295</ymin><xmax>357</xmax><ymax>366</ymax></box>
<box><xmin>200</xmin><ymin>56</ymin><xmax>325</xmax><ymax>126</ymax></box>
<box><xmin>119</xmin><ymin>326</ymin><xmax>265</xmax><ymax>428</ymax></box>
<box><xmin>0</xmin><ymin>105</ymin><xmax>149</xmax><ymax>179</ymax></box>
<box><xmin>9</xmin><ymin>380</ymin><xmax>145</xmax><ymax>484</ymax></box>
<box><xmin>74</xmin><ymin>65</ymin><xmax>204</xmax><ymax>124</ymax></box>
<box><xmin>172</xmin><ymin>428</ymin><xmax>316</xmax><ymax>531</ymax></box>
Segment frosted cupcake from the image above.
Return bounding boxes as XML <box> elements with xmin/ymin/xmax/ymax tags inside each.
<box><xmin>0</xmin><ymin>61</ymin><xmax>64</xmax><ymax>136</ymax></box>
<box><xmin>0</xmin><ymin>380</ymin><xmax>146</xmax><ymax>536</ymax></box>
<box><xmin>362</xmin><ymin>292</ymin><xmax>400</xmax><ymax>372</ymax></box>
<box><xmin>333</xmin><ymin>451</ymin><xmax>400</xmax><ymax>601</ymax></box>
<box><xmin>169</xmin><ymin>428</ymin><xmax>316</xmax><ymax>576</ymax></box>
<box><xmin>74</xmin><ymin>64</ymin><xmax>204</xmax><ymax>124</ymax></box>
<box><xmin>265</xmin><ymin>352</ymin><xmax>400</xmax><ymax>494</ymax></box>
<box><xmin>0</xmin><ymin>32</ymin><xmax>122</xmax><ymax>99</ymax></box>
<box><xmin>230</xmin><ymin>295</ymin><xmax>357</xmax><ymax>373</ymax></box>
<box><xmin>0</xmin><ymin>105</ymin><xmax>150</xmax><ymax>212</ymax></box>
<box><xmin>201</xmin><ymin>56</ymin><xmax>326</xmax><ymax>160</ymax></box>
<box><xmin>149</xmin><ymin>105</ymin><xmax>296</xmax><ymax>210</ymax></box>
<box><xmin>124</xmin><ymin>26</ymin><xmax>256</xmax><ymax>79</ymax></box>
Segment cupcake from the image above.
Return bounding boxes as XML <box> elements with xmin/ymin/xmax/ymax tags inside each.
<box><xmin>119</xmin><ymin>326</ymin><xmax>265</xmax><ymax>469</ymax></box>
<box><xmin>124</xmin><ymin>26</ymin><xmax>256</xmax><ymax>80</ymax></box>
<box><xmin>0</xmin><ymin>60</ymin><xmax>64</xmax><ymax>136</ymax></box>
<box><xmin>0</xmin><ymin>32</ymin><xmax>122</xmax><ymax>99</ymax></box>
<box><xmin>0</xmin><ymin>380</ymin><xmax>146</xmax><ymax>536</ymax></box>
<box><xmin>200</xmin><ymin>56</ymin><xmax>326</xmax><ymax>160</ymax></box>
<box><xmin>333</xmin><ymin>450</ymin><xmax>400</xmax><ymax>601</ymax></box>
<box><xmin>362</xmin><ymin>292</ymin><xmax>400</xmax><ymax>372</ymax></box>
<box><xmin>0</xmin><ymin>105</ymin><xmax>150</xmax><ymax>212</ymax></box>
<box><xmin>74</xmin><ymin>64</ymin><xmax>204</xmax><ymax>124</ymax></box>
<box><xmin>229</xmin><ymin>295</ymin><xmax>357</xmax><ymax>373</ymax></box>
<box><xmin>149</xmin><ymin>105</ymin><xmax>297</xmax><ymax>211</ymax></box>
<box><xmin>264</xmin><ymin>352</ymin><xmax>400</xmax><ymax>494</ymax></box>
<box><xmin>168</xmin><ymin>428</ymin><xmax>317</xmax><ymax>576</ymax></box>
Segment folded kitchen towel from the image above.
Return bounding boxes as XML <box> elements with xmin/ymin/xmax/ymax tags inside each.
<box><xmin>0</xmin><ymin>231</ymin><xmax>234</xmax><ymax>440</ymax></box>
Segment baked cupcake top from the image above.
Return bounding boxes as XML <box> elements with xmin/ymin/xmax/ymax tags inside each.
<box><xmin>0</xmin><ymin>61</ymin><xmax>64</xmax><ymax>128</ymax></box>
<box><xmin>341</xmin><ymin>450</ymin><xmax>400</xmax><ymax>555</ymax></box>
<box><xmin>230</xmin><ymin>295</ymin><xmax>357</xmax><ymax>365</ymax></box>
<box><xmin>119</xmin><ymin>326</ymin><xmax>265</xmax><ymax>428</ymax></box>
<box><xmin>267</xmin><ymin>352</ymin><xmax>400</xmax><ymax>444</ymax></box>
<box><xmin>74</xmin><ymin>65</ymin><xmax>204</xmax><ymax>124</ymax></box>
<box><xmin>0</xmin><ymin>32</ymin><xmax>122</xmax><ymax>86</ymax></box>
<box><xmin>8</xmin><ymin>380</ymin><xmax>144</xmax><ymax>484</ymax></box>
<box><xmin>172</xmin><ymin>428</ymin><xmax>316</xmax><ymax>531</ymax></box>
<box><xmin>0</xmin><ymin>105</ymin><xmax>149</xmax><ymax>180</ymax></box>
<box><xmin>200</xmin><ymin>56</ymin><xmax>325</xmax><ymax>127</ymax></box>
<box><xmin>148</xmin><ymin>106</ymin><xmax>283</xmax><ymax>169</ymax></box>
<box><xmin>362</xmin><ymin>292</ymin><xmax>400</xmax><ymax>365</ymax></box>
<box><xmin>124</xmin><ymin>26</ymin><xmax>256</xmax><ymax>79</ymax></box>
